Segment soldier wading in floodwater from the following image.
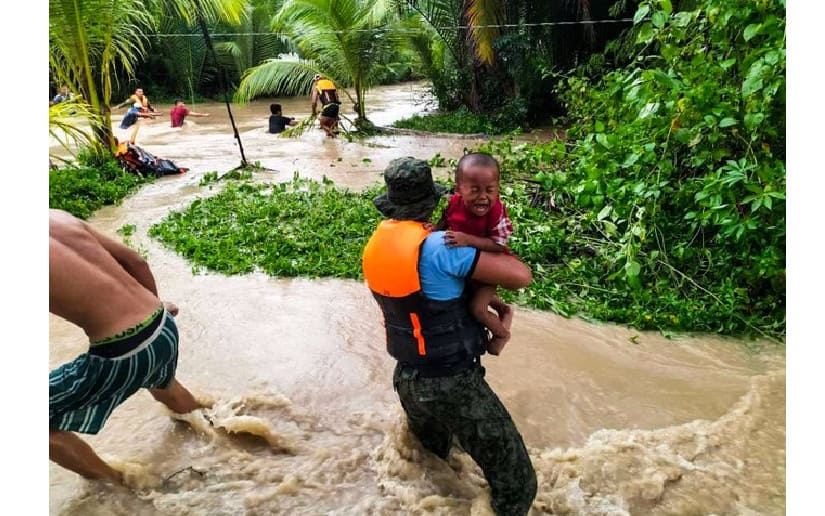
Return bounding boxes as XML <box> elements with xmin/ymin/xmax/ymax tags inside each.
<box><xmin>362</xmin><ymin>157</ymin><xmax>538</xmax><ymax>515</ymax></box>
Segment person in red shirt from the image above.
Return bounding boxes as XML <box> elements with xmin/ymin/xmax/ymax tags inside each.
<box><xmin>437</xmin><ymin>152</ymin><xmax>516</xmax><ymax>355</ymax></box>
<box><xmin>169</xmin><ymin>99</ymin><xmax>209</xmax><ymax>128</ymax></box>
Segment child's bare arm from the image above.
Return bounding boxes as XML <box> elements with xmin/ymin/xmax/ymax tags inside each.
<box><xmin>444</xmin><ymin>231</ymin><xmax>506</xmax><ymax>253</ymax></box>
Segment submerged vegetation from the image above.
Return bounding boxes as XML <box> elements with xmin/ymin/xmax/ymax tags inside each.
<box><xmin>49</xmin><ymin>155</ymin><xmax>153</xmax><ymax>220</ymax></box>
<box><xmin>150</xmin><ymin>177</ymin><xmax>383</xmax><ymax>276</ymax></box>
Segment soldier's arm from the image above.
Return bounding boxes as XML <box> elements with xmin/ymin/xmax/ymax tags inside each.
<box><xmin>471</xmin><ymin>252</ymin><xmax>532</xmax><ymax>290</ymax></box>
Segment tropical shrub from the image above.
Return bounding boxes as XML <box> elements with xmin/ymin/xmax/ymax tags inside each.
<box><xmin>477</xmin><ymin>0</ymin><xmax>786</xmax><ymax>339</ymax></box>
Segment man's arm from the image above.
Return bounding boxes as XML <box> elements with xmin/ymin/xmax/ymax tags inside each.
<box><xmin>83</xmin><ymin>223</ymin><xmax>159</xmax><ymax>295</ymax></box>
<box><xmin>471</xmin><ymin>252</ymin><xmax>532</xmax><ymax>290</ymax></box>
<box><xmin>311</xmin><ymin>89</ymin><xmax>319</xmax><ymax>115</ymax></box>
<box><xmin>113</xmin><ymin>95</ymin><xmax>133</xmax><ymax>109</ymax></box>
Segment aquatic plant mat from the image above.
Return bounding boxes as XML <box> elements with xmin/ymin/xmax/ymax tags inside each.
<box><xmin>49</xmin><ymin>158</ymin><xmax>154</xmax><ymax>219</ymax></box>
<box><xmin>150</xmin><ymin>171</ymin><xmax>782</xmax><ymax>343</ymax></box>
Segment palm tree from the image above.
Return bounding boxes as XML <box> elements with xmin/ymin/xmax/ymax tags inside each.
<box><xmin>49</xmin><ymin>0</ymin><xmax>247</xmax><ymax>154</ymax></box>
<box><xmin>404</xmin><ymin>0</ymin><xmax>630</xmax><ymax>115</ymax></box>
<box><xmin>49</xmin><ymin>0</ymin><xmax>155</xmax><ymax>153</ymax></box>
<box><xmin>216</xmin><ymin>0</ymin><xmax>288</xmax><ymax>83</ymax></box>
<box><xmin>234</xmin><ymin>0</ymin><xmax>405</xmax><ymax>122</ymax></box>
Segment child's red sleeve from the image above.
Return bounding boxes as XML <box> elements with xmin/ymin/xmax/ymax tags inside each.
<box><xmin>487</xmin><ymin>199</ymin><xmax>514</xmax><ymax>247</ymax></box>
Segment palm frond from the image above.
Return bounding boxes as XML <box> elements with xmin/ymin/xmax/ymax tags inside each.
<box><xmin>234</xmin><ymin>59</ymin><xmax>321</xmax><ymax>101</ymax></box>
<box><xmin>464</xmin><ymin>0</ymin><xmax>503</xmax><ymax>65</ymax></box>
<box><xmin>49</xmin><ymin>99</ymin><xmax>101</xmax><ymax>158</ymax></box>
<box><xmin>150</xmin><ymin>0</ymin><xmax>248</xmax><ymax>25</ymax></box>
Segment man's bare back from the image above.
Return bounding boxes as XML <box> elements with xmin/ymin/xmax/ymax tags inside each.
<box><xmin>49</xmin><ymin>209</ymin><xmax>161</xmax><ymax>342</ymax></box>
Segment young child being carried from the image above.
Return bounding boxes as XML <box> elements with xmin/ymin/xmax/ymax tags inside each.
<box><xmin>437</xmin><ymin>152</ymin><xmax>515</xmax><ymax>355</ymax></box>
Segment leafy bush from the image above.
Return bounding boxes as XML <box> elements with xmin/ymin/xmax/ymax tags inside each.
<box><xmin>49</xmin><ymin>157</ymin><xmax>152</xmax><ymax>219</ymax></box>
<box><xmin>472</xmin><ymin>0</ymin><xmax>786</xmax><ymax>340</ymax></box>
<box><xmin>392</xmin><ymin>102</ymin><xmax>526</xmax><ymax>135</ymax></box>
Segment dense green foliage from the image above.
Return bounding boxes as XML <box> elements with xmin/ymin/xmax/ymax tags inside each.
<box><xmin>150</xmin><ymin>176</ymin><xmax>383</xmax><ymax>276</ymax></box>
<box><xmin>469</xmin><ymin>0</ymin><xmax>785</xmax><ymax>339</ymax></box>
<box><xmin>391</xmin><ymin>102</ymin><xmax>526</xmax><ymax>134</ymax></box>
<box><xmin>404</xmin><ymin>0</ymin><xmax>638</xmax><ymax>124</ymax></box>
<box><xmin>234</xmin><ymin>0</ymin><xmax>409</xmax><ymax>121</ymax></box>
<box><xmin>49</xmin><ymin>157</ymin><xmax>152</xmax><ymax>220</ymax></box>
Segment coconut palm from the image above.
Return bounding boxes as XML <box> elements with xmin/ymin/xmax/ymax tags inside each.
<box><xmin>403</xmin><ymin>0</ymin><xmax>629</xmax><ymax>114</ymax></box>
<box><xmin>234</xmin><ymin>0</ymin><xmax>406</xmax><ymax>122</ymax></box>
<box><xmin>49</xmin><ymin>99</ymin><xmax>98</xmax><ymax>164</ymax></box>
<box><xmin>49</xmin><ymin>0</ymin><xmax>155</xmax><ymax>153</ymax></box>
<box><xmin>48</xmin><ymin>0</ymin><xmax>247</xmax><ymax>154</ymax></box>
<box><xmin>216</xmin><ymin>0</ymin><xmax>288</xmax><ymax>82</ymax></box>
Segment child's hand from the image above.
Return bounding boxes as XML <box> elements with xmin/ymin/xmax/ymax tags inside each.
<box><xmin>444</xmin><ymin>230</ymin><xmax>471</xmax><ymax>247</ymax></box>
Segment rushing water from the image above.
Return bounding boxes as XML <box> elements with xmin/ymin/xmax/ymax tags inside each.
<box><xmin>49</xmin><ymin>82</ymin><xmax>785</xmax><ymax>515</ymax></box>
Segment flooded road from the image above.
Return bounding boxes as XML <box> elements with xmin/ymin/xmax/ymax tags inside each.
<box><xmin>49</xmin><ymin>82</ymin><xmax>785</xmax><ymax>515</ymax></box>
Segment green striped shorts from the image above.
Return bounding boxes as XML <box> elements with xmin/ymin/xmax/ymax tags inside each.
<box><xmin>49</xmin><ymin>308</ymin><xmax>179</xmax><ymax>434</ymax></box>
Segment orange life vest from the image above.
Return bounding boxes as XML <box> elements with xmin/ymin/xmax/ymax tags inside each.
<box><xmin>362</xmin><ymin>220</ymin><xmax>487</xmax><ymax>366</ymax></box>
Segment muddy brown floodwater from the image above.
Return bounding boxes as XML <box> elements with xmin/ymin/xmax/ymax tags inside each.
<box><xmin>49</xmin><ymin>82</ymin><xmax>785</xmax><ymax>515</ymax></box>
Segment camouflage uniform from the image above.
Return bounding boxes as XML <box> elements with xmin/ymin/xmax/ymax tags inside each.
<box><xmin>393</xmin><ymin>363</ymin><xmax>537</xmax><ymax>516</ymax></box>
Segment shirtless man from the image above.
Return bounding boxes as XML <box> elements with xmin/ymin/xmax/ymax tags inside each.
<box><xmin>49</xmin><ymin>209</ymin><xmax>204</xmax><ymax>484</ymax></box>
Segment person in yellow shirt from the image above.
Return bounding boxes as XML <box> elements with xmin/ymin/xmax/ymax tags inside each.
<box><xmin>310</xmin><ymin>74</ymin><xmax>342</xmax><ymax>137</ymax></box>
<box><xmin>115</xmin><ymin>87</ymin><xmax>153</xmax><ymax>112</ymax></box>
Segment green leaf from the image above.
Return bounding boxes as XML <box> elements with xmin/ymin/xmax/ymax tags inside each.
<box><xmin>596</xmin><ymin>133</ymin><xmax>611</xmax><ymax>148</ymax></box>
<box><xmin>597</xmin><ymin>205</ymin><xmax>612</xmax><ymax>220</ymax></box>
<box><xmin>659</xmin><ymin>0</ymin><xmax>672</xmax><ymax>14</ymax></box>
<box><xmin>622</xmin><ymin>153</ymin><xmax>641</xmax><ymax>168</ymax></box>
<box><xmin>720</xmin><ymin>58</ymin><xmax>736</xmax><ymax>70</ymax></box>
<box><xmin>595</xmin><ymin>120</ymin><xmax>605</xmax><ymax>132</ymax></box>
<box><xmin>626</xmin><ymin>260</ymin><xmax>641</xmax><ymax>277</ymax></box>
<box><xmin>674</xmin><ymin>129</ymin><xmax>692</xmax><ymax>144</ymax></box>
<box><xmin>719</xmin><ymin>117</ymin><xmax>737</xmax><ymax>128</ymax></box>
<box><xmin>636</xmin><ymin>23</ymin><xmax>655</xmax><ymax>45</ymax></box>
<box><xmin>634</xmin><ymin>4</ymin><xmax>650</xmax><ymax>24</ymax></box>
<box><xmin>742</xmin><ymin>76</ymin><xmax>764</xmax><ymax>96</ymax></box>
<box><xmin>744</xmin><ymin>23</ymin><xmax>761</xmax><ymax>41</ymax></box>
<box><xmin>651</xmin><ymin>70</ymin><xmax>676</xmax><ymax>88</ymax></box>
<box><xmin>744</xmin><ymin>112</ymin><xmax>765</xmax><ymax>129</ymax></box>
<box><xmin>639</xmin><ymin>102</ymin><xmax>660</xmax><ymax>119</ymax></box>
<box><xmin>652</xmin><ymin>11</ymin><xmax>668</xmax><ymax>28</ymax></box>
<box><xmin>672</xmin><ymin>12</ymin><xmax>692</xmax><ymax>27</ymax></box>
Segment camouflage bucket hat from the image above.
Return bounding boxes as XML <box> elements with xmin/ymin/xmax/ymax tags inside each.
<box><xmin>373</xmin><ymin>157</ymin><xmax>448</xmax><ymax>221</ymax></box>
